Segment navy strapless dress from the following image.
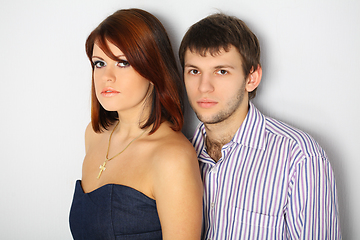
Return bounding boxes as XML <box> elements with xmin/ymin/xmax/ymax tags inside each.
<box><xmin>69</xmin><ymin>180</ymin><xmax>162</xmax><ymax>240</ymax></box>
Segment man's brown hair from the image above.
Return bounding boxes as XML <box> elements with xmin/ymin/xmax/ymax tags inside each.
<box><xmin>179</xmin><ymin>13</ymin><xmax>261</xmax><ymax>99</ymax></box>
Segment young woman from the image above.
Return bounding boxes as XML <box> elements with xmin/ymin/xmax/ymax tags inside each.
<box><xmin>69</xmin><ymin>9</ymin><xmax>202</xmax><ymax>240</ymax></box>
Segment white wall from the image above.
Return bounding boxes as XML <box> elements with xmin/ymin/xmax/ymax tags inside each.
<box><xmin>0</xmin><ymin>0</ymin><xmax>358</xmax><ymax>239</ymax></box>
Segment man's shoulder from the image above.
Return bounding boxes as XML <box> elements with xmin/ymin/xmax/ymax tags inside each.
<box><xmin>190</xmin><ymin>122</ymin><xmax>206</xmax><ymax>156</ymax></box>
<box><xmin>263</xmin><ymin>114</ymin><xmax>326</xmax><ymax>159</ymax></box>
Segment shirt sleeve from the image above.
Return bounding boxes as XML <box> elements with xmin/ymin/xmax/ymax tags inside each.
<box><xmin>285</xmin><ymin>155</ymin><xmax>341</xmax><ymax>239</ymax></box>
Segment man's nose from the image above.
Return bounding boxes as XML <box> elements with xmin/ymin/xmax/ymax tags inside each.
<box><xmin>198</xmin><ymin>73</ymin><xmax>214</xmax><ymax>93</ymax></box>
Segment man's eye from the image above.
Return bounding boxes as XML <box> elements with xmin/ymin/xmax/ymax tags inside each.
<box><xmin>93</xmin><ymin>60</ymin><xmax>106</xmax><ymax>68</ymax></box>
<box><xmin>217</xmin><ymin>69</ymin><xmax>228</xmax><ymax>75</ymax></box>
<box><xmin>189</xmin><ymin>69</ymin><xmax>199</xmax><ymax>75</ymax></box>
<box><xmin>118</xmin><ymin>60</ymin><xmax>130</xmax><ymax>68</ymax></box>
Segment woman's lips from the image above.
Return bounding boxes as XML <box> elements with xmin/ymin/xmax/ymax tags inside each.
<box><xmin>101</xmin><ymin>87</ymin><xmax>120</xmax><ymax>97</ymax></box>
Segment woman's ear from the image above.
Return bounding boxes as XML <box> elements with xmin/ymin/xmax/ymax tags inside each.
<box><xmin>245</xmin><ymin>65</ymin><xmax>262</xmax><ymax>92</ymax></box>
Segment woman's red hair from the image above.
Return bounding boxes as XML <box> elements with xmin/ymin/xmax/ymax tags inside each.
<box><xmin>85</xmin><ymin>9</ymin><xmax>183</xmax><ymax>134</ymax></box>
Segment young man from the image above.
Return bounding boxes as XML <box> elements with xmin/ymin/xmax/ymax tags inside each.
<box><xmin>179</xmin><ymin>13</ymin><xmax>341</xmax><ymax>239</ymax></box>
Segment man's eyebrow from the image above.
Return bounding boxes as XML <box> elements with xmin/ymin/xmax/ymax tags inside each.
<box><xmin>184</xmin><ymin>64</ymin><xmax>235</xmax><ymax>69</ymax></box>
<box><xmin>184</xmin><ymin>63</ymin><xmax>198</xmax><ymax>68</ymax></box>
<box><xmin>214</xmin><ymin>65</ymin><xmax>235</xmax><ymax>69</ymax></box>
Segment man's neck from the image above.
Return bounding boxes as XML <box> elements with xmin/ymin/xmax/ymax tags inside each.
<box><xmin>204</xmin><ymin>104</ymin><xmax>249</xmax><ymax>162</ymax></box>
<box><xmin>205</xmin><ymin>133</ymin><xmax>232</xmax><ymax>162</ymax></box>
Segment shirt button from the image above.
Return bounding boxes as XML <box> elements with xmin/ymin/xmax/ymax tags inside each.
<box><xmin>211</xmin><ymin>167</ymin><xmax>217</xmax><ymax>173</ymax></box>
<box><xmin>211</xmin><ymin>202</ymin><xmax>215</xmax><ymax>208</ymax></box>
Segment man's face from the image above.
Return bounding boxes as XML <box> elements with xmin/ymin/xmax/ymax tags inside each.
<box><xmin>183</xmin><ymin>46</ymin><xmax>248</xmax><ymax>125</ymax></box>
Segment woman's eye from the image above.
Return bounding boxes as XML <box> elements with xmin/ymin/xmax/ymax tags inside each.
<box><xmin>118</xmin><ymin>60</ymin><xmax>130</xmax><ymax>68</ymax></box>
<box><xmin>189</xmin><ymin>69</ymin><xmax>199</xmax><ymax>75</ymax></box>
<box><xmin>93</xmin><ymin>60</ymin><xmax>106</xmax><ymax>68</ymax></box>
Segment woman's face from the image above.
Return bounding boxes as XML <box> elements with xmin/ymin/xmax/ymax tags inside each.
<box><xmin>92</xmin><ymin>40</ymin><xmax>152</xmax><ymax>115</ymax></box>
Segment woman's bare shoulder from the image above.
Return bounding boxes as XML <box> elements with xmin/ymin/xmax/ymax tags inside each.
<box><xmin>151</xmin><ymin>123</ymin><xmax>196</xmax><ymax>161</ymax></box>
<box><xmin>148</xmin><ymin>124</ymin><xmax>202</xmax><ymax>239</ymax></box>
<box><xmin>84</xmin><ymin>122</ymin><xmax>103</xmax><ymax>153</ymax></box>
<box><xmin>148</xmin><ymin>125</ymin><xmax>199</xmax><ymax>184</ymax></box>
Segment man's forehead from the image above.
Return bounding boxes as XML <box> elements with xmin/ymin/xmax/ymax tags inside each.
<box><xmin>184</xmin><ymin>45</ymin><xmax>242</xmax><ymax>66</ymax></box>
<box><xmin>185</xmin><ymin>46</ymin><xmax>231</xmax><ymax>58</ymax></box>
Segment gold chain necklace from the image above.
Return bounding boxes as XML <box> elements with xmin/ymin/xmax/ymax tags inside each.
<box><xmin>97</xmin><ymin>121</ymin><xmax>146</xmax><ymax>179</ymax></box>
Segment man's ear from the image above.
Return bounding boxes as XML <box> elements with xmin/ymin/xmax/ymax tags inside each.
<box><xmin>245</xmin><ymin>65</ymin><xmax>262</xmax><ymax>92</ymax></box>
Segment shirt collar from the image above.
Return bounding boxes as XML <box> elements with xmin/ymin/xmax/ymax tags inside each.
<box><xmin>232</xmin><ymin>102</ymin><xmax>267</xmax><ymax>151</ymax></box>
<box><xmin>193</xmin><ymin>102</ymin><xmax>267</xmax><ymax>158</ymax></box>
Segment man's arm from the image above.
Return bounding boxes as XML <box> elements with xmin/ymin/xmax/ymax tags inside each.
<box><xmin>285</xmin><ymin>155</ymin><xmax>341</xmax><ymax>239</ymax></box>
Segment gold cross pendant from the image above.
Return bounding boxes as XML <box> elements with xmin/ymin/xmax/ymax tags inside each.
<box><xmin>97</xmin><ymin>161</ymin><xmax>107</xmax><ymax>179</ymax></box>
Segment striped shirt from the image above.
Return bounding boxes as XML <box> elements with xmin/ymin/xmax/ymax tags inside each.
<box><xmin>192</xmin><ymin>102</ymin><xmax>341</xmax><ymax>239</ymax></box>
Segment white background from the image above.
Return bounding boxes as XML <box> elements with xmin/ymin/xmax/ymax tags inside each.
<box><xmin>0</xmin><ymin>0</ymin><xmax>358</xmax><ymax>239</ymax></box>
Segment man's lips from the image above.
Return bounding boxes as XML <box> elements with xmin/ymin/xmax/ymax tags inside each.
<box><xmin>101</xmin><ymin>87</ymin><xmax>120</xmax><ymax>97</ymax></box>
<box><xmin>197</xmin><ymin>99</ymin><xmax>218</xmax><ymax>108</ymax></box>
